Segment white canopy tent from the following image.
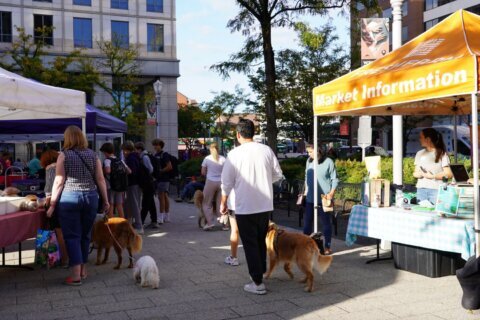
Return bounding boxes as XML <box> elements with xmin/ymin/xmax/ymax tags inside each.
<box><xmin>0</xmin><ymin>66</ymin><xmax>85</xmax><ymax>125</ymax></box>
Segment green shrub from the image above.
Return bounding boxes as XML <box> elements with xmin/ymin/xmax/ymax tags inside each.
<box><xmin>178</xmin><ymin>157</ymin><xmax>204</xmax><ymax>178</ymax></box>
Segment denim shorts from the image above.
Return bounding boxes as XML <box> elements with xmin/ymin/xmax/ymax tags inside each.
<box><xmin>156</xmin><ymin>181</ymin><xmax>170</xmax><ymax>193</ymax></box>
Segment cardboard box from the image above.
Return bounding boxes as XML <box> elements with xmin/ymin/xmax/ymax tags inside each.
<box><xmin>362</xmin><ymin>179</ymin><xmax>390</xmax><ymax>207</ymax></box>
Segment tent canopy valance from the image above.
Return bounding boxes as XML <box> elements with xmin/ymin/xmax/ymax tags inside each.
<box><xmin>312</xmin><ymin>10</ymin><xmax>480</xmax><ymax>117</ymax></box>
<box><xmin>0</xmin><ymin>104</ymin><xmax>127</xmax><ymax>135</ymax></box>
<box><xmin>0</xmin><ymin>67</ymin><xmax>85</xmax><ymax>120</ymax></box>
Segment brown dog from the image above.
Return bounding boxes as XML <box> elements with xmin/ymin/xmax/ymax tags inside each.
<box><xmin>92</xmin><ymin>217</ymin><xmax>142</xmax><ymax>269</ymax></box>
<box><xmin>265</xmin><ymin>222</ymin><xmax>333</xmax><ymax>292</ymax></box>
<box><xmin>193</xmin><ymin>190</ymin><xmax>207</xmax><ymax>228</ymax></box>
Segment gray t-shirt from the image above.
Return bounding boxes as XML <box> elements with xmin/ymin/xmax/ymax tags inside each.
<box><xmin>414</xmin><ymin>149</ymin><xmax>449</xmax><ymax>190</ymax></box>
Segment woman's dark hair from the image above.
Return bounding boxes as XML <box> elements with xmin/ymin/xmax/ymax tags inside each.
<box><xmin>236</xmin><ymin>119</ymin><xmax>255</xmax><ymax>139</ymax></box>
<box><xmin>306</xmin><ymin>142</ymin><xmax>326</xmax><ymax>163</ymax></box>
<box><xmin>100</xmin><ymin>142</ymin><xmax>114</xmax><ymax>154</ymax></box>
<box><xmin>421</xmin><ymin>128</ymin><xmax>446</xmax><ymax>162</ymax></box>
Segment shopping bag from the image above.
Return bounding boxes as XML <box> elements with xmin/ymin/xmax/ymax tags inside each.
<box><xmin>321</xmin><ymin>195</ymin><xmax>334</xmax><ymax>212</ymax></box>
<box><xmin>35</xmin><ymin>229</ymin><xmax>61</xmax><ymax>269</ymax></box>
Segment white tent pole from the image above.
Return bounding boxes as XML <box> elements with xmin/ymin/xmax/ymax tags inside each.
<box><xmin>391</xmin><ymin>0</ymin><xmax>404</xmax><ymax>186</ymax></box>
<box><xmin>472</xmin><ymin>93</ymin><xmax>479</xmax><ymax>258</ymax></box>
<box><xmin>314</xmin><ymin>116</ymin><xmax>318</xmax><ymax>234</ymax></box>
<box><xmin>454</xmin><ymin>114</ymin><xmax>458</xmax><ymax>163</ymax></box>
<box><xmin>81</xmin><ymin>117</ymin><xmax>86</xmax><ymax>136</ymax></box>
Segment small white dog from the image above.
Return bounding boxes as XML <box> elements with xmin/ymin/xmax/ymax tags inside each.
<box><xmin>133</xmin><ymin>256</ymin><xmax>159</xmax><ymax>289</ymax></box>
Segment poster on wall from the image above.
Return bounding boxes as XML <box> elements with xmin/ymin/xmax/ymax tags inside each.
<box><xmin>146</xmin><ymin>101</ymin><xmax>157</xmax><ymax>126</ymax></box>
<box><xmin>361</xmin><ymin>18</ymin><xmax>390</xmax><ymax>61</ymax></box>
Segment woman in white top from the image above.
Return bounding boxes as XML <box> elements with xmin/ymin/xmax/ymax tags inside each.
<box><xmin>413</xmin><ymin>128</ymin><xmax>452</xmax><ymax>204</ymax></box>
<box><xmin>201</xmin><ymin>142</ymin><xmax>226</xmax><ymax>230</ymax></box>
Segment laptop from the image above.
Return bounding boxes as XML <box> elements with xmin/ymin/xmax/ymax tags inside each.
<box><xmin>449</xmin><ymin>164</ymin><xmax>470</xmax><ymax>184</ymax></box>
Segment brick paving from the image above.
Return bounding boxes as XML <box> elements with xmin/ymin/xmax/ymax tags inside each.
<box><xmin>1</xmin><ymin>198</ymin><xmax>479</xmax><ymax>320</ymax></box>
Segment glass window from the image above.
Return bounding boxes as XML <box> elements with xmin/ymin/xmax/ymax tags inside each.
<box><xmin>0</xmin><ymin>11</ymin><xmax>12</xmax><ymax>43</ymax></box>
<box><xmin>33</xmin><ymin>0</ymin><xmax>52</xmax><ymax>2</ymax></box>
<box><xmin>382</xmin><ymin>8</ymin><xmax>392</xmax><ymax>19</ymax></box>
<box><xmin>73</xmin><ymin>17</ymin><xmax>92</xmax><ymax>48</ymax></box>
<box><xmin>402</xmin><ymin>26</ymin><xmax>408</xmax><ymax>44</ymax></box>
<box><xmin>147</xmin><ymin>23</ymin><xmax>164</xmax><ymax>52</ymax></box>
<box><xmin>111</xmin><ymin>0</ymin><xmax>128</xmax><ymax>10</ymax></box>
<box><xmin>402</xmin><ymin>1</ymin><xmax>408</xmax><ymax>16</ymax></box>
<box><xmin>147</xmin><ymin>0</ymin><xmax>163</xmax><ymax>12</ymax></box>
<box><xmin>34</xmin><ymin>14</ymin><xmax>53</xmax><ymax>45</ymax></box>
<box><xmin>111</xmin><ymin>20</ymin><xmax>129</xmax><ymax>48</ymax></box>
<box><xmin>425</xmin><ymin>19</ymin><xmax>438</xmax><ymax>30</ymax></box>
<box><xmin>73</xmin><ymin>0</ymin><xmax>91</xmax><ymax>5</ymax></box>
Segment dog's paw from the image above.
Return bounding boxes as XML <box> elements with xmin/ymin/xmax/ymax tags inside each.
<box><xmin>304</xmin><ymin>286</ymin><xmax>313</xmax><ymax>293</ymax></box>
<box><xmin>299</xmin><ymin>278</ymin><xmax>307</xmax><ymax>283</ymax></box>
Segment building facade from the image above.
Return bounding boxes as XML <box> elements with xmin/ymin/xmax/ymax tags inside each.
<box><xmin>0</xmin><ymin>0</ymin><xmax>179</xmax><ymax>155</ymax></box>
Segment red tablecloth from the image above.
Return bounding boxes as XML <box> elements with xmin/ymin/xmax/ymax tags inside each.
<box><xmin>0</xmin><ymin>210</ymin><xmax>46</xmax><ymax>248</ymax></box>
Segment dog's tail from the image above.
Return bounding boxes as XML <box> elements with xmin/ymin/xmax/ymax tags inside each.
<box><xmin>313</xmin><ymin>250</ymin><xmax>333</xmax><ymax>275</ymax></box>
<box><xmin>193</xmin><ymin>190</ymin><xmax>203</xmax><ymax>209</ymax></box>
<box><xmin>129</xmin><ymin>224</ymin><xmax>143</xmax><ymax>253</ymax></box>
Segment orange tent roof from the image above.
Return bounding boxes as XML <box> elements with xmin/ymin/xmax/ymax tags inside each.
<box><xmin>312</xmin><ymin>10</ymin><xmax>480</xmax><ymax>116</ymax></box>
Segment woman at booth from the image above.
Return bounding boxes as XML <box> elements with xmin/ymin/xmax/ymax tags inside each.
<box><xmin>413</xmin><ymin>128</ymin><xmax>452</xmax><ymax>204</ymax></box>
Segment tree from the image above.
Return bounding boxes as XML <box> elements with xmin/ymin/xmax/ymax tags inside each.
<box><xmin>211</xmin><ymin>0</ymin><xmax>378</xmax><ymax>153</ymax></box>
<box><xmin>96</xmin><ymin>36</ymin><xmax>143</xmax><ymax>138</ymax></box>
<box><xmin>0</xmin><ymin>26</ymin><xmax>99</xmax><ymax>99</ymax></box>
<box><xmin>178</xmin><ymin>104</ymin><xmax>209</xmax><ymax>154</ymax></box>
<box><xmin>249</xmin><ymin>22</ymin><xmax>349</xmax><ymax>141</ymax></box>
<box><xmin>202</xmin><ymin>88</ymin><xmax>248</xmax><ymax>153</ymax></box>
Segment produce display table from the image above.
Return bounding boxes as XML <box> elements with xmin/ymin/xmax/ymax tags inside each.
<box><xmin>0</xmin><ymin>209</ymin><xmax>46</xmax><ymax>268</ymax></box>
<box><xmin>346</xmin><ymin>205</ymin><xmax>476</xmax><ymax>260</ymax></box>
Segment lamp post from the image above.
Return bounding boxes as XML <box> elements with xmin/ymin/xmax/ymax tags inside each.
<box><xmin>153</xmin><ymin>79</ymin><xmax>163</xmax><ymax>139</ymax></box>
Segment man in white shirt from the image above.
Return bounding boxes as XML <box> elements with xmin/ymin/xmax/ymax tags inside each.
<box><xmin>220</xmin><ymin>119</ymin><xmax>283</xmax><ymax>295</ymax></box>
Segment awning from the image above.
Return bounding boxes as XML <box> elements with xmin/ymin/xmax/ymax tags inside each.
<box><xmin>312</xmin><ymin>10</ymin><xmax>480</xmax><ymax>116</ymax></box>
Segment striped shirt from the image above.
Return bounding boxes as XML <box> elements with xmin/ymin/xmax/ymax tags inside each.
<box><xmin>63</xmin><ymin>149</ymin><xmax>97</xmax><ymax>192</ymax></box>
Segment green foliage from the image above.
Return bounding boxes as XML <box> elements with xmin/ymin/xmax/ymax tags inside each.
<box><xmin>178</xmin><ymin>157</ymin><xmax>205</xmax><ymax>178</ymax></box>
<box><xmin>280</xmin><ymin>158</ymin><xmax>306</xmax><ymax>181</ymax></box>
<box><xmin>178</xmin><ymin>104</ymin><xmax>209</xmax><ymax>151</ymax></box>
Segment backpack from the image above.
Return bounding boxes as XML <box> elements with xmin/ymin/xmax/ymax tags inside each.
<box><xmin>108</xmin><ymin>157</ymin><xmax>128</xmax><ymax>192</ymax></box>
<box><xmin>168</xmin><ymin>154</ymin><xmax>179</xmax><ymax>179</ymax></box>
<box><xmin>155</xmin><ymin>152</ymin><xmax>179</xmax><ymax>180</ymax></box>
<box><xmin>146</xmin><ymin>153</ymin><xmax>162</xmax><ymax>181</ymax></box>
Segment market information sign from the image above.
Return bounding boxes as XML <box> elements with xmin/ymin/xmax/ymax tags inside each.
<box><xmin>358</xmin><ymin>116</ymin><xmax>372</xmax><ymax>161</ymax></box>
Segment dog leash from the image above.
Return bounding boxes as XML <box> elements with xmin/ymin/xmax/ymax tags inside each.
<box><xmin>103</xmin><ymin>215</ymin><xmax>137</xmax><ymax>263</ymax></box>
<box><xmin>273</xmin><ymin>229</ymin><xmax>285</xmax><ymax>256</ymax></box>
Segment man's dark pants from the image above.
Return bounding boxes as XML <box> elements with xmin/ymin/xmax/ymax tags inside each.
<box><xmin>141</xmin><ymin>186</ymin><xmax>157</xmax><ymax>224</ymax></box>
<box><xmin>235</xmin><ymin>211</ymin><xmax>270</xmax><ymax>285</ymax></box>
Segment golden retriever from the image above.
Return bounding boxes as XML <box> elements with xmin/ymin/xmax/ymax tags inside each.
<box><xmin>92</xmin><ymin>217</ymin><xmax>142</xmax><ymax>269</ymax></box>
<box><xmin>193</xmin><ymin>190</ymin><xmax>207</xmax><ymax>228</ymax></box>
<box><xmin>265</xmin><ymin>222</ymin><xmax>333</xmax><ymax>292</ymax></box>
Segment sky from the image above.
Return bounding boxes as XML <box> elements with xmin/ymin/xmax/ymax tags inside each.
<box><xmin>176</xmin><ymin>1</ymin><xmax>350</xmax><ymax>105</ymax></box>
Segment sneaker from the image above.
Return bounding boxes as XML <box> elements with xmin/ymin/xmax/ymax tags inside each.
<box><xmin>224</xmin><ymin>256</ymin><xmax>239</xmax><ymax>266</ymax></box>
<box><xmin>145</xmin><ymin>222</ymin><xmax>159</xmax><ymax>229</ymax></box>
<box><xmin>158</xmin><ymin>213</ymin><xmax>164</xmax><ymax>224</ymax></box>
<box><xmin>243</xmin><ymin>281</ymin><xmax>266</xmax><ymax>295</ymax></box>
<box><xmin>164</xmin><ymin>213</ymin><xmax>171</xmax><ymax>223</ymax></box>
<box><xmin>203</xmin><ymin>223</ymin><xmax>215</xmax><ymax>231</ymax></box>
<box><xmin>135</xmin><ymin>228</ymin><xmax>144</xmax><ymax>235</ymax></box>
<box><xmin>175</xmin><ymin>198</ymin><xmax>183</xmax><ymax>202</ymax></box>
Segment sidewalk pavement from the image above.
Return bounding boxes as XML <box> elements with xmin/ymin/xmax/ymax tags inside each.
<box><xmin>1</xmin><ymin>199</ymin><xmax>480</xmax><ymax>320</ymax></box>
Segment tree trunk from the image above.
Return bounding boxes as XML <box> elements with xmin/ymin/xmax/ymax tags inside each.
<box><xmin>261</xmin><ymin>23</ymin><xmax>278</xmax><ymax>154</ymax></box>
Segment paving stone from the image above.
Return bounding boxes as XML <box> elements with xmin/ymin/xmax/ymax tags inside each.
<box><xmin>288</xmin><ymin>292</ymin><xmax>348</xmax><ymax>308</ymax></box>
<box><xmin>0</xmin><ymin>296</ymin><xmax>16</xmax><ymax>307</ymax></box>
<box><xmin>431</xmin><ymin>307</ymin><xmax>480</xmax><ymax>320</ymax></box>
<box><xmin>335</xmin><ymin>309</ymin><xmax>398</xmax><ymax>320</ymax></box>
<box><xmin>399</xmin><ymin>315</ymin><xmax>444</xmax><ymax>320</ymax></box>
<box><xmin>87</xmin><ymin>298</ymin><xmax>154</xmax><ymax>314</ymax></box>
<box><xmin>18</xmin><ymin>306</ymin><xmax>88</xmax><ymax>320</ymax></box>
<box><xmin>51</xmin><ymin>294</ymin><xmax>116</xmax><ymax>309</ymax></box>
<box><xmin>126</xmin><ymin>303</ymin><xmax>195</xmax><ymax>319</ymax></box>
<box><xmin>69</xmin><ymin>311</ymin><xmax>131</xmax><ymax>320</ymax></box>
<box><xmin>381</xmin><ymin>300</ymin><xmax>455</xmax><ymax>318</ymax></box>
<box><xmin>0</xmin><ymin>301</ymin><xmax>52</xmax><ymax>316</ymax></box>
<box><xmin>241</xmin><ymin>313</ymin><xmax>284</xmax><ymax>320</ymax></box>
<box><xmin>166</xmin><ymin>307</ymin><xmax>239</xmax><ymax>320</ymax></box>
<box><xmin>16</xmin><ymin>290</ymin><xmax>80</xmax><ymax>304</ymax></box>
<box><xmin>188</xmin><ymin>296</ymin><xmax>255</xmax><ymax>311</ymax></box>
<box><xmin>231</xmin><ymin>300</ymin><xmax>298</xmax><ymax>317</ymax></box>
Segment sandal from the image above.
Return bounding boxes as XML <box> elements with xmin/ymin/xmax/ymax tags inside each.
<box><xmin>64</xmin><ymin>277</ymin><xmax>82</xmax><ymax>286</ymax></box>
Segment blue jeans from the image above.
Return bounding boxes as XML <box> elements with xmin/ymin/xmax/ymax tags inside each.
<box><xmin>416</xmin><ymin>188</ymin><xmax>438</xmax><ymax>205</ymax></box>
<box><xmin>57</xmin><ymin>191</ymin><xmax>98</xmax><ymax>266</ymax></box>
<box><xmin>304</xmin><ymin>202</ymin><xmax>332</xmax><ymax>249</ymax></box>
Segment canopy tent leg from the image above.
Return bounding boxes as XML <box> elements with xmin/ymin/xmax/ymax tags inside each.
<box><xmin>81</xmin><ymin>117</ymin><xmax>86</xmax><ymax>136</ymax></box>
<box><xmin>454</xmin><ymin>114</ymin><xmax>458</xmax><ymax>163</ymax></box>
<box><xmin>472</xmin><ymin>93</ymin><xmax>479</xmax><ymax>258</ymax></box>
<box><xmin>314</xmin><ymin>115</ymin><xmax>318</xmax><ymax>234</ymax></box>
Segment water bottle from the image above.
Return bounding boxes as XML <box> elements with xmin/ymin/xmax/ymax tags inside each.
<box><xmin>395</xmin><ymin>189</ymin><xmax>404</xmax><ymax>208</ymax></box>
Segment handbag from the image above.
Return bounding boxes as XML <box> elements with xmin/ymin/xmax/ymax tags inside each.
<box><xmin>35</xmin><ymin>228</ymin><xmax>61</xmax><ymax>269</ymax></box>
<box><xmin>296</xmin><ymin>194</ymin><xmax>305</xmax><ymax>206</ymax></box>
<box><xmin>321</xmin><ymin>194</ymin><xmax>334</xmax><ymax>212</ymax></box>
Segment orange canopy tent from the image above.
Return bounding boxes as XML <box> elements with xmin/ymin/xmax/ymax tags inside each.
<box><xmin>312</xmin><ymin>10</ymin><xmax>480</xmax><ymax>257</ymax></box>
<box><xmin>313</xmin><ymin>10</ymin><xmax>479</xmax><ymax>116</ymax></box>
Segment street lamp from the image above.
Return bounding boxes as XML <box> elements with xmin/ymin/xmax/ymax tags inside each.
<box><xmin>153</xmin><ymin>79</ymin><xmax>163</xmax><ymax>139</ymax></box>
